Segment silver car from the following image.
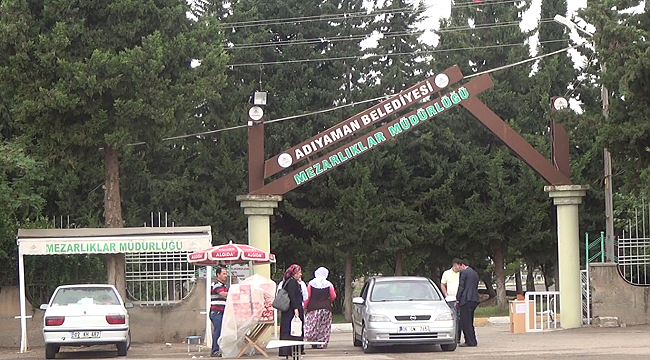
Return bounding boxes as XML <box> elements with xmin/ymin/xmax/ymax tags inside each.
<box><xmin>352</xmin><ymin>276</ymin><xmax>457</xmax><ymax>353</ymax></box>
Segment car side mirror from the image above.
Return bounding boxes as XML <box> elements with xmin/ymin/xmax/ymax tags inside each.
<box><xmin>352</xmin><ymin>297</ymin><xmax>365</xmax><ymax>305</ymax></box>
<box><xmin>124</xmin><ymin>302</ymin><xmax>134</xmax><ymax>308</ymax></box>
<box><xmin>39</xmin><ymin>304</ymin><xmax>48</xmax><ymax>310</ymax></box>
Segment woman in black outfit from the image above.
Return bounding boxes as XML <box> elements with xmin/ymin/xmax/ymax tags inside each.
<box><xmin>278</xmin><ymin>264</ymin><xmax>304</xmax><ymax>358</ymax></box>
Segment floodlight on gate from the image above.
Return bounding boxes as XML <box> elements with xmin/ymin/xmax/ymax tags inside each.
<box><xmin>252</xmin><ymin>91</ymin><xmax>268</xmax><ymax>106</ymax></box>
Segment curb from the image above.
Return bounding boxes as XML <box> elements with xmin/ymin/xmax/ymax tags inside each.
<box><xmin>331</xmin><ymin>323</ymin><xmax>352</xmax><ymax>332</ymax></box>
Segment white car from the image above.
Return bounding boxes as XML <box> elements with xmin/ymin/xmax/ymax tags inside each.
<box><xmin>40</xmin><ymin>284</ymin><xmax>132</xmax><ymax>359</ymax></box>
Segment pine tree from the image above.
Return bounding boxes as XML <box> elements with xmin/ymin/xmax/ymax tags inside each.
<box><xmin>0</xmin><ymin>0</ymin><xmax>228</xmax><ymax>296</ymax></box>
<box><xmin>358</xmin><ymin>0</ymin><xmax>434</xmax><ymax>276</ymax></box>
<box><xmin>580</xmin><ymin>1</ymin><xmax>650</xmax><ymax>194</ymax></box>
<box><xmin>213</xmin><ymin>0</ymin><xmax>375</xmax><ymax>319</ymax></box>
<box><xmin>430</xmin><ymin>0</ymin><xmax>551</xmax><ymax>309</ymax></box>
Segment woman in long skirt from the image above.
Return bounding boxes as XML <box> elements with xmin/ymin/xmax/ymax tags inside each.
<box><xmin>303</xmin><ymin>267</ymin><xmax>337</xmax><ymax>349</ymax></box>
<box><xmin>278</xmin><ymin>264</ymin><xmax>304</xmax><ymax>358</ymax></box>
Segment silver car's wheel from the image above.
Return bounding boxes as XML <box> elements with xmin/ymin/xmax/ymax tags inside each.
<box><xmin>352</xmin><ymin>324</ymin><xmax>361</xmax><ymax>347</ymax></box>
<box><xmin>361</xmin><ymin>324</ymin><xmax>373</xmax><ymax>353</ymax></box>
<box><xmin>441</xmin><ymin>343</ymin><xmax>457</xmax><ymax>351</ymax></box>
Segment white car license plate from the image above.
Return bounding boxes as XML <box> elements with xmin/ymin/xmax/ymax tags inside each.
<box><xmin>398</xmin><ymin>326</ymin><xmax>429</xmax><ymax>333</ymax></box>
<box><xmin>71</xmin><ymin>331</ymin><xmax>101</xmax><ymax>339</ymax></box>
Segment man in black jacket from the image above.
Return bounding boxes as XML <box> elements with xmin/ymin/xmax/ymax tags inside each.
<box><xmin>455</xmin><ymin>259</ymin><xmax>480</xmax><ymax>347</ymax></box>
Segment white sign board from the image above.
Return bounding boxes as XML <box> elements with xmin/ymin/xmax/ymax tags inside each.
<box><xmin>516</xmin><ymin>302</ymin><xmax>527</xmax><ymax>314</ymax></box>
<box><xmin>18</xmin><ymin>235</ymin><xmax>209</xmax><ymax>255</ymax></box>
<box><xmin>197</xmin><ymin>264</ymin><xmax>251</xmax><ymax>283</ymax></box>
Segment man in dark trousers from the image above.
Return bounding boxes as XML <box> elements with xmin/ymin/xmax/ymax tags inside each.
<box><xmin>455</xmin><ymin>259</ymin><xmax>480</xmax><ymax>347</ymax></box>
<box><xmin>210</xmin><ymin>266</ymin><xmax>228</xmax><ymax>357</ymax></box>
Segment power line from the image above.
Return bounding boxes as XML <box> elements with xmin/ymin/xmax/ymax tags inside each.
<box><xmin>465</xmin><ymin>42</ymin><xmax>585</xmax><ymax>79</ymax></box>
<box><xmin>162</xmin><ymin>124</ymin><xmax>248</xmax><ymax>141</ymax></box>
<box><xmin>161</xmin><ymin>40</ymin><xmax>580</xmax><ymax>143</ymax></box>
<box><xmin>225</xmin><ymin>19</ymin><xmax>557</xmax><ymax>50</ymax></box>
<box><xmin>161</xmin><ymin>96</ymin><xmax>390</xmax><ymax>141</ymax></box>
<box><xmin>564</xmin><ymin>48</ymin><xmax>597</xmax><ymax>99</ymax></box>
<box><xmin>220</xmin><ymin>0</ymin><xmax>520</xmax><ymax>29</ymax></box>
<box><xmin>227</xmin><ymin>39</ymin><xmax>569</xmax><ymax>68</ymax></box>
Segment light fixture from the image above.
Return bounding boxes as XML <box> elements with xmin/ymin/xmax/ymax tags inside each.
<box><xmin>551</xmin><ymin>96</ymin><xmax>569</xmax><ymax>111</ymax></box>
<box><xmin>434</xmin><ymin>74</ymin><xmax>449</xmax><ymax>89</ymax></box>
<box><xmin>248</xmin><ymin>106</ymin><xmax>264</xmax><ymax>125</ymax></box>
<box><xmin>252</xmin><ymin>91</ymin><xmax>268</xmax><ymax>106</ymax></box>
<box><xmin>553</xmin><ymin>14</ymin><xmax>593</xmax><ymax>37</ymax></box>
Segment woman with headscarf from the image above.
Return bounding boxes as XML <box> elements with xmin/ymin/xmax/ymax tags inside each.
<box><xmin>303</xmin><ymin>267</ymin><xmax>337</xmax><ymax>349</ymax></box>
<box><xmin>278</xmin><ymin>264</ymin><xmax>304</xmax><ymax>358</ymax></box>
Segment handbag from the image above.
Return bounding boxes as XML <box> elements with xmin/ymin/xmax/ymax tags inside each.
<box><xmin>272</xmin><ymin>281</ymin><xmax>291</xmax><ymax>312</ymax></box>
<box><xmin>290</xmin><ymin>315</ymin><xmax>303</xmax><ymax>337</ymax></box>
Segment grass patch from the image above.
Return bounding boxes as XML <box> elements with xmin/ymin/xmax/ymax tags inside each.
<box><xmin>332</xmin><ymin>313</ymin><xmax>348</xmax><ymax>323</ymax></box>
<box><xmin>475</xmin><ymin>305</ymin><xmax>510</xmax><ymax>318</ymax></box>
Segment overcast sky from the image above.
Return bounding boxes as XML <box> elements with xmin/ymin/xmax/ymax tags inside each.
<box><xmin>419</xmin><ymin>0</ymin><xmax>588</xmax><ymax>46</ymax></box>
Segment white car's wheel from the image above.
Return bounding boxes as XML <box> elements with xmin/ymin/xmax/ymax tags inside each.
<box><xmin>361</xmin><ymin>324</ymin><xmax>374</xmax><ymax>353</ymax></box>
<box><xmin>352</xmin><ymin>324</ymin><xmax>361</xmax><ymax>347</ymax></box>
<box><xmin>45</xmin><ymin>344</ymin><xmax>57</xmax><ymax>359</ymax></box>
<box><xmin>117</xmin><ymin>341</ymin><xmax>128</xmax><ymax>356</ymax></box>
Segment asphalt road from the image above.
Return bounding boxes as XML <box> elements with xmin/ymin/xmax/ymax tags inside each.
<box><xmin>3</xmin><ymin>323</ymin><xmax>650</xmax><ymax>360</ymax></box>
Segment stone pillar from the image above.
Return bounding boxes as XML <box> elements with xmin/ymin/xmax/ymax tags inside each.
<box><xmin>236</xmin><ymin>195</ymin><xmax>282</xmax><ymax>279</ymax></box>
<box><xmin>545</xmin><ymin>184</ymin><xmax>589</xmax><ymax>329</ymax></box>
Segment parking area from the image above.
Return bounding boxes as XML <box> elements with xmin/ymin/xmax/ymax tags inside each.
<box><xmin>2</xmin><ymin>323</ymin><xmax>650</xmax><ymax>360</ymax></box>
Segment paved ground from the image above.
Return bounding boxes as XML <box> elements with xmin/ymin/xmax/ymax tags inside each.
<box><xmin>3</xmin><ymin>323</ymin><xmax>650</xmax><ymax>360</ymax></box>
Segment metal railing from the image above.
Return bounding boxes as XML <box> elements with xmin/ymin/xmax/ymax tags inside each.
<box><xmin>124</xmin><ymin>212</ymin><xmax>197</xmax><ymax>305</ymax></box>
<box><xmin>125</xmin><ymin>251</ymin><xmax>196</xmax><ymax>305</ymax></box>
<box><xmin>525</xmin><ymin>291</ymin><xmax>559</xmax><ymax>332</ymax></box>
<box><xmin>580</xmin><ymin>270</ymin><xmax>590</xmax><ymax>325</ymax></box>
<box><xmin>616</xmin><ymin>199</ymin><xmax>650</xmax><ymax>286</ymax></box>
<box><xmin>585</xmin><ymin>231</ymin><xmax>617</xmax><ymax>263</ymax></box>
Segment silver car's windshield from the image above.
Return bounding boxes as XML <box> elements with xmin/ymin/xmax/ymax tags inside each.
<box><xmin>51</xmin><ymin>287</ymin><xmax>120</xmax><ymax>306</ymax></box>
<box><xmin>370</xmin><ymin>280</ymin><xmax>441</xmax><ymax>302</ymax></box>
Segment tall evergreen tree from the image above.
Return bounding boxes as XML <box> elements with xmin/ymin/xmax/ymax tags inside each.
<box><xmin>360</xmin><ymin>0</ymin><xmax>434</xmax><ymax>276</ymax></box>
<box><xmin>430</xmin><ymin>0</ymin><xmax>552</xmax><ymax>309</ymax></box>
<box><xmin>516</xmin><ymin>0</ymin><xmax>576</xmax><ymax>291</ymax></box>
<box><xmin>0</xmin><ymin>0</ymin><xmax>228</xmax><ymax>297</ymax></box>
<box><xmin>214</xmin><ymin>0</ymin><xmax>375</xmax><ymax>319</ymax></box>
<box><xmin>580</xmin><ymin>1</ymin><xmax>650</xmax><ymax>195</ymax></box>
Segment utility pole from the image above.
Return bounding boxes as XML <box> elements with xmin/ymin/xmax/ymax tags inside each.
<box><xmin>602</xmin><ymin>62</ymin><xmax>615</xmax><ymax>262</ymax></box>
<box><xmin>553</xmin><ymin>15</ymin><xmax>614</xmax><ymax>262</ymax></box>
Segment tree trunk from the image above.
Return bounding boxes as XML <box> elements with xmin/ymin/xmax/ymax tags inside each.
<box><xmin>480</xmin><ymin>273</ymin><xmax>497</xmax><ymax>298</ymax></box>
<box><xmin>515</xmin><ymin>269</ymin><xmax>523</xmax><ymax>295</ymax></box>
<box><xmin>104</xmin><ymin>146</ymin><xmax>126</xmax><ymax>300</ymax></box>
<box><xmin>430</xmin><ymin>266</ymin><xmax>439</xmax><ymax>287</ymax></box>
<box><xmin>344</xmin><ymin>252</ymin><xmax>353</xmax><ymax>322</ymax></box>
<box><xmin>526</xmin><ymin>263</ymin><xmax>535</xmax><ymax>291</ymax></box>
<box><xmin>492</xmin><ymin>242</ymin><xmax>507</xmax><ymax>311</ymax></box>
<box><xmin>554</xmin><ymin>259</ymin><xmax>559</xmax><ymax>291</ymax></box>
<box><xmin>394</xmin><ymin>250</ymin><xmax>403</xmax><ymax>275</ymax></box>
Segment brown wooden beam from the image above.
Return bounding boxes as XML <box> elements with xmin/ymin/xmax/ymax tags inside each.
<box><xmin>552</xmin><ymin>122</ymin><xmax>571</xmax><ymax>179</ymax></box>
<box><xmin>460</xmin><ymin>96</ymin><xmax>572</xmax><ymax>185</ymax></box>
<box><xmin>248</xmin><ymin>105</ymin><xmax>265</xmax><ymax>192</ymax></box>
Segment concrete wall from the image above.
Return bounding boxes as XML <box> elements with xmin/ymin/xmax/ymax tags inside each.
<box><xmin>0</xmin><ymin>285</ymin><xmax>44</xmax><ymax>348</ymax></box>
<box><xmin>0</xmin><ymin>279</ymin><xmax>208</xmax><ymax>348</ymax></box>
<box><xmin>589</xmin><ymin>262</ymin><xmax>650</xmax><ymax>325</ymax></box>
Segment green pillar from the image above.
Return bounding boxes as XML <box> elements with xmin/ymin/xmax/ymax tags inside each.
<box><xmin>545</xmin><ymin>185</ymin><xmax>589</xmax><ymax>329</ymax></box>
<box><xmin>236</xmin><ymin>195</ymin><xmax>282</xmax><ymax>279</ymax></box>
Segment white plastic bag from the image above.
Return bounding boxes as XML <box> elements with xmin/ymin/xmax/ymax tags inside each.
<box><xmin>290</xmin><ymin>315</ymin><xmax>302</xmax><ymax>337</ymax></box>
